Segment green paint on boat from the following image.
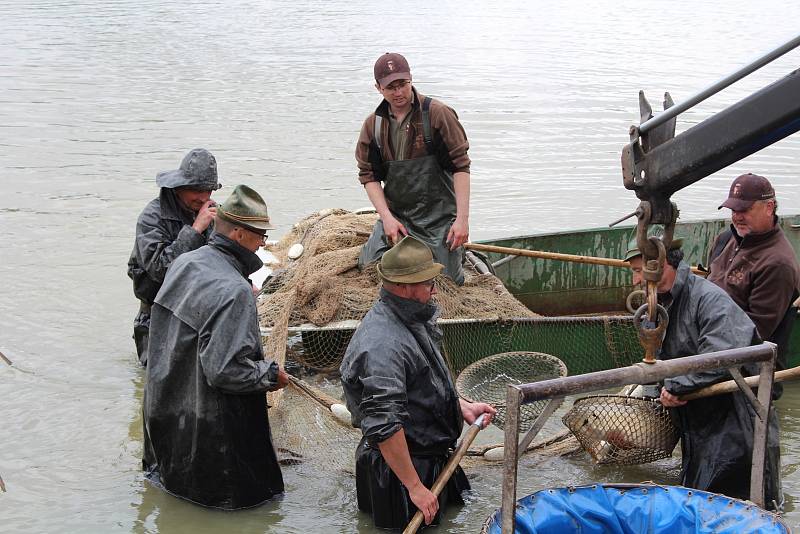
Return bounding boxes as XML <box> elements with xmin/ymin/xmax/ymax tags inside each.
<box><xmin>478</xmin><ymin>215</ymin><xmax>800</xmax><ymax>369</ymax></box>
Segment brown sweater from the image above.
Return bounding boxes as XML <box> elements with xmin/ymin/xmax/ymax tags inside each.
<box><xmin>355</xmin><ymin>88</ymin><xmax>470</xmax><ymax>185</ymax></box>
<box><xmin>707</xmin><ymin>222</ymin><xmax>800</xmax><ymax>340</ymax></box>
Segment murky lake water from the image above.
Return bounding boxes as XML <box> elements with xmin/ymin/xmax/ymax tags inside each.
<box><xmin>2</xmin><ymin>0</ymin><xmax>800</xmax><ymax>532</ymax></box>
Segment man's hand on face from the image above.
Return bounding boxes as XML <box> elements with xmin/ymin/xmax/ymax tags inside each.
<box><xmin>447</xmin><ymin>217</ymin><xmax>469</xmax><ymax>251</ymax></box>
<box><xmin>382</xmin><ymin>214</ymin><xmax>408</xmax><ymax>245</ymax></box>
<box><xmin>659</xmin><ymin>388</ymin><xmax>687</xmax><ymax>408</ymax></box>
<box><xmin>193</xmin><ymin>200</ymin><xmax>217</xmax><ymax>233</ymax></box>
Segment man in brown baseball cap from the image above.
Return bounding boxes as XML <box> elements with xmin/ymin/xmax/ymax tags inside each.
<box><xmin>340</xmin><ymin>236</ymin><xmax>495</xmax><ymax>529</ymax></box>
<box><xmin>373</xmin><ymin>52</ymin><xmax>411</xmax><ymax>88</ymax></box>
<box><xmin>717</xmin><ymin>172</ymin><xmax>775</xmax><ymax>215</ymax></box>
<box><xmin>356</xmin><ymin>52</ymin><xmax>473</xmax><ymax>286</ymax></box>
<box><xmin>708</xmin><ymin>172</ymin><xmax>800</xmax><ymax>399</ymax></box>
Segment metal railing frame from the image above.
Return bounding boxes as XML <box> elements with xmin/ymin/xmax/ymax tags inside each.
<box><xmin>500</xmin><ymin>342</ymin><xmax>777</xmax><ymax>533</ymax></box>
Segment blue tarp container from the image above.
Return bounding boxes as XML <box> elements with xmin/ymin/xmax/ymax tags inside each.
<box><xmin>481</xmin><ymin>483</ymin><xmax>790</xmax><ymax>533</ymax></box>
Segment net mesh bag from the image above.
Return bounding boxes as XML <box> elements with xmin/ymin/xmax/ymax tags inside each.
<box><xmin>455</xmin><ymin>351</ymin><xmax>568</xmax><ymax>430</ymax></box>
<box><xmin>257</xmin><ymin>208</ymin><xmax>649</xmax><ymax>473</ymax></box>
<box><xmin>561</xmin><ymin>394</ymin><xmax>680</xmax><ymax>465</ymax></box>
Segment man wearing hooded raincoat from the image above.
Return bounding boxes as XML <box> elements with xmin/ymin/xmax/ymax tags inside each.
<box><xmin>627</xmin><ymin>239</ymin><xmax>782</xmax><ymax>508</ymax></box>
<box><xmin>127</xmin><ymin>148</ymin><xmax>220</xmax><ymax>366</ymax></box>
<box><xmin>355</xmin><ymin>52</ymin><xmax>471</xmax><ymax>285</ymax></box>
<box><xmin>340</xmin><ymin>236</ymin><xmax>495</xmax><ymax>529</ymax></box>
<box><xmin>143</xmin><ymin>184</ymin><xmax>288</xmax><ymax>510</ymax></box>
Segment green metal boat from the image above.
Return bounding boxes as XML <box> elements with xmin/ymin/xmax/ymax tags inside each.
<box><xmin>273</xmin><ymin>214</ymin><xmax>799</xmax><ymax>379</ymax></box>
<box><xmin>470</xmin><ymin>214</ymin><xmax>800</xmax><ymax>373</ymax></box>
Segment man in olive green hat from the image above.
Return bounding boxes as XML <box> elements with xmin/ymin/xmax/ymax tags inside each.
<box><xmin>625</xmin><ymin>235</ymin><xmax>781</xmax><ymax>508</ymax></box>
<box><xmin>127</xmin><ymin>148</ymin><xmax>222</xmax><ymax>366</ymax></box>
<box><xmin>144</xmin><ymin>184</ymin><xmax>288</xmax><ymax>510</ymax></box>
<box><xmin>340</xmin><ymin>235</ymin><xmax>495</xmax><ymax>529</ymax></box>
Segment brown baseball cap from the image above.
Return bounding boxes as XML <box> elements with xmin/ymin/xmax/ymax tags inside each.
<box><xmin>374</xmin><ymin>52</ymin><xmax>411</xmax><ymax>88</ymax></box>
<box><xmin>719</xmin><ymin>173</ymin><xmax>775</xmax><ymax>211</ymax></box>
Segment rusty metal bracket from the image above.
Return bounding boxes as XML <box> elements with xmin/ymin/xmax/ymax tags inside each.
<box><xmin>516</xmin><ymin>397</ymin><xmax>564</xmax><ymax>457</ymax></box>
<box><xmin>728</xmin><ymin>367</ymin><xmax>767</xmax><ymax>421</ymax></box>
<box><xmin>633</xmin><ymin>303</ymin><xmax>669</xmax><ymax>364</ymax></box>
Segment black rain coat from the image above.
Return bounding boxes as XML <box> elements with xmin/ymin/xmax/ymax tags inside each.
<box><xmin>127</xmin><ymin>188</ymin><xmax>211</xmax><ymax>365</ymax></box>
<box><xmin>659</xmin><ymin>262</ymin><xmax>781</xmax><ymax>508</ymax></box>
<box><xmin>143</xmin><ymin>233</ymin><xmax>283</xmax><ymax>510</ymax></box>
<box><xmin>340</xmin><ymin>289</ymin><xmax>468</xmax><ymax>529</ymax></box>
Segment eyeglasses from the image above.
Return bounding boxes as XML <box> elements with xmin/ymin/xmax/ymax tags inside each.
<box><xmin>239</xmin><ymin>226</ymin><xmax>268</xmax><ymax>244</ymax></box>
<box><xmin>383</xmin><ymin>80</ymin><xmax>410</xmax><ymax>92</ymax></box>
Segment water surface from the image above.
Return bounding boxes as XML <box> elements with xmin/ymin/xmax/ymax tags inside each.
<box><xmin>2</xmin><ymin>0</ymin><xmax>800</xmax><ymax>531</ymax></box>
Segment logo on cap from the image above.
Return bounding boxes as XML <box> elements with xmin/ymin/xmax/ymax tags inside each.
<box><xmin>732</xmin><ymin>183</ymin><xmax>742</xmax><ymax>197</ymax></box>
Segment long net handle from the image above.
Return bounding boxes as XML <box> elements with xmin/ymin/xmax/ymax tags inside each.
<box><xmin>403</xmin><ymin>415</ymin><xmax>485</xmax><ymax>534</ymax></box>
<box><xmin>465</xmin><ymin>242</ymin><xmax>705</xmax><ymax>274</ymax></box>
<box><xmin>287</xmin><ymin>374</ymin><xmax>340</xmax><ymax>409</ymax></box>
<box><xmin>681</xmin><ymin>365</ymin><xmax>800</xmax><ymax>401</ymax></box>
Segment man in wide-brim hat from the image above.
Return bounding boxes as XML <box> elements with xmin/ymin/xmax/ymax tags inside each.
<box><xmin>340</xmin><ymin>235</ymin><xmax>495</xmax><ymax>529</ymax></box>
<box><xmin>625</xmin><ymin>235</ymin><xmax>782</xmax><ymax>508</ymax></box>
<box><xmin>127</xmin><ymin>148</ymin><xmax>222</xmax><ymax>366</ymax></box>
<box><xmin>143</xmin><ymin>184</ymin><xmax>289</xmax><ymax>510</ymax></box>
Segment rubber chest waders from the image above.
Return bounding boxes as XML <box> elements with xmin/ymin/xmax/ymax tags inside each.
<box><xmin>358</xmin><ymin>97</ymin><xmax>465</xmax><ymax>285</ymax></box>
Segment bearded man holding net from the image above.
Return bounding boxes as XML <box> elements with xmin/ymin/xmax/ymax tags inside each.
<box><xmin>340</xmin><ymin>235</ymin><xmax>495</xmax><ymax>529</ymax></box>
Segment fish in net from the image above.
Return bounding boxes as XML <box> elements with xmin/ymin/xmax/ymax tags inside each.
<box><xmin>561</xmin><ymin>394</ymin><xmax>680</xmax><ymax>465</ymax></box>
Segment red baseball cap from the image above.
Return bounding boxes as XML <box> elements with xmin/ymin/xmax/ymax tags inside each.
<box><xmin>719</xmin><ymin>173</ymin><xmax>775</xmax><ymax>211</ymax></box>
<box><xmin>374</xmin><ymin>52</ymin><xmax>411</xmax><ymax>88</ymax></box>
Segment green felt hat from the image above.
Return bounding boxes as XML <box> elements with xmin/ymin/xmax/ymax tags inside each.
<box><xmin>377</xmin><ymin>235</ymin><xmax>444</xmax><ymax>284</ymax></box>
<box><xmin>624</xmin><ymin>236</ymin><xmax>683</xmax><ymax>262</ymax></box>
<box><xmin>217</xmin><ymin>184</ymin><xmax>275</xmax><ymax>232</ymax></box>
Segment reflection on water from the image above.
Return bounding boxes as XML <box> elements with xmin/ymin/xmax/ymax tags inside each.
<box><xmin>2</xmin><ymin>0</ymin><xmax>800</xmax><ymax>531</ymax></box>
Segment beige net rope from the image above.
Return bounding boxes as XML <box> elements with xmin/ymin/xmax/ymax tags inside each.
<box><xmin>258</xmin><ymin>209</ymin><xmax>649</xmax><ymax>473</ymax></box>
<box><xmin>259</xmin><ymin>209</ymin><xmax>541</xmax><ymax>472</ymax></box>
<box><xmin>258</xmin><ymin>209</ymin><xmax>538</xmax><ymax>372</ymax></box>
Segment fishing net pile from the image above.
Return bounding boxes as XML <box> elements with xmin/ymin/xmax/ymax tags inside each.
<box><xmin>257</xmin><ymin>209</ymin><xmax>651</xmax><ymax>474</ymax></box>
<box><xmin>258</xmin><ymin>208</ymin><xmax>538</xmax><ymax>372</ymax></box>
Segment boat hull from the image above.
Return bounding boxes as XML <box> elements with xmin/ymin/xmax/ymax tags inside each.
<box><xmin>479</xmin><ymin>215</ymin><xmax>800</xmax><ymax>367</ymax></box>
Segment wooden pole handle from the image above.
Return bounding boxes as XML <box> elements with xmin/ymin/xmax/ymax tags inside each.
<box><xmin>464</xmin><ymin>242</ymin><xmax>705</xmax><ymax>275</ymax></box>
<box><xmin>403</xmin><ymin>415</ymin><xmax>486</xmax><ymax>534</ymax></box>
<box><xmin>287</xmin><ymin>374</ymin><xmax>340</xmax><ymax>409</ymax></box>
<box><xmin>681</xmin><ymin>365</ymin><xmax>800</xmax><ymax>401</ymax></box>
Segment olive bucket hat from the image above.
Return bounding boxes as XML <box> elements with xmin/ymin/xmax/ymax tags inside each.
<box><xmin>624</xmin><ymin>236</ymin><xmax>684</xmax><ymax>261</ymax></box>
<box><xmin>156</xmin><ymin>148</ymin><xmax>222</xmax><ymax>191</ymax></box>
<box><xmin>377</xmin><ymin>235</ymin><xmax>444</xmax><ymax>284</ymax></box>
<box><xmin>216</xmin><ymin>184</ymin><xmax>275</xmax><ymax>233</ymax></box>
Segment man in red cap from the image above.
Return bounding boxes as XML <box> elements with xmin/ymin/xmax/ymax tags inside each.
<box><xmin>355</xmin><ymin>52</ymin><xmax>472</xmax><ymax>285</ymax></box>
<box><xmin>707</xmin><ymin>173</ymin><xmax>800</xmax><ymax>398</ymax></box>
